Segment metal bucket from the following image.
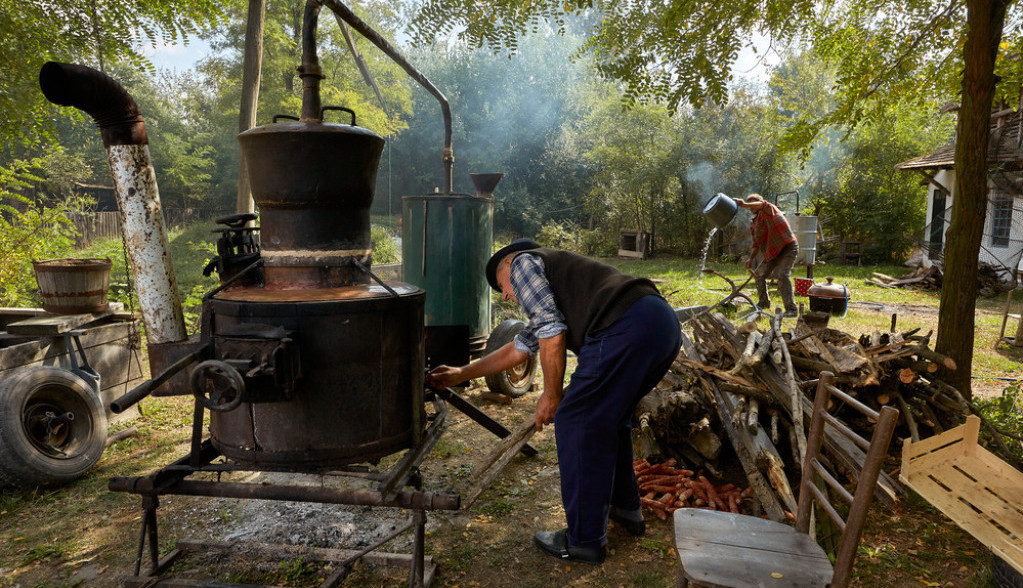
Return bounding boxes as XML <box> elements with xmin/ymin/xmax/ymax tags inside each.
<box><xmin>791</xmin><ymin>215</ymin><xmax>818</xmax><ymax>266</ymax></box>
<box><xmin>702</xmin><ymin>193</ymin><xmax>737</xmax><ymax>229</ymax></box>
<box><xmin>32</xmin><ymin>258</ymin><xmax>112</xmax><ymax>314</ymax></box>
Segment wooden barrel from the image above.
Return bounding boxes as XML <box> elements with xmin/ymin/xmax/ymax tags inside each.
<box><xmin>32</xmin><ymin>258</ymin><xmax>112</xmax><ymax>314</ymax></box>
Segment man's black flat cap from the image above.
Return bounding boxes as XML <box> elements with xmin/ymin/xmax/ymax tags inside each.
<box><xmin>486</xmin><ymin>238</ymin><xmax>540</xmax><ymax>291</ymax></box>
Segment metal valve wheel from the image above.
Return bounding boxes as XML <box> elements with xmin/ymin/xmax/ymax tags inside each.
<box><xmin>190</xmin><ymin>360</ymin><xmax>245</xmax><ymax>412</ymax></box>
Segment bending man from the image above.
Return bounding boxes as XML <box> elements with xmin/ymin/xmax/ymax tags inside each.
<box><xmin>427</xmin><ymin>239</ymin><xmax>682</xmax><ymax>565</ymax></box>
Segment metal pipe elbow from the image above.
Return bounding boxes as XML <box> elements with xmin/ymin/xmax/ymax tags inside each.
<box><xmin>39</xmin><ymin>61</ymin><xmax>147</xmax><ymax>147</ymax></box>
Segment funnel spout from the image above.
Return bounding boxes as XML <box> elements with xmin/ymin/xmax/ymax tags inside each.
<box><xmin>470</xmin><ymin>173</ymin><xmax>503</xmax><ymax>196</ymax></box>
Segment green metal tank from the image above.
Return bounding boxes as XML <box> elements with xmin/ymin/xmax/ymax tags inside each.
<box><xmin>402</xmin><ymin>173</ymin><xmax>501</xmax><ymax>354</ymax></box>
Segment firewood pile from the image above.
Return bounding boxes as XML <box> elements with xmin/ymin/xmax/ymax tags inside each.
<box><xmin>633</xmin><ymin>309</ymin><xmax>975</xmax><ymax>522</ymax></box>
<box><xmin>867</xmin><ymin>266</ymin><xmax>942</xmax><ymax>290</ymax></box>
<box><xmin>867</xmin><ymin>261</ymin><xmax>1011</xmax><ymax>297</ymax></box>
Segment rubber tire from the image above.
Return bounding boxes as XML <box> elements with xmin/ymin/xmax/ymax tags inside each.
<box><xmin>0</xmin><ymin>366</ymin><xmax>108</xmax><ymax>488</ymax></box>
<box><xmin>993</xmin><ymin>553</ymin><xmax>1023</xmax><ymax>588</ymax></box>
<box><xmin>484</xmin><ymin>319</ymin><xmax>538</xmax><ymax>398</ymax></box>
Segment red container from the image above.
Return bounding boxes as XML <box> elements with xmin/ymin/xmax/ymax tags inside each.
<box><xmin>794</xmin><ymin>277</ymin><xmax>813</xmax><ymax>297</ymax></box>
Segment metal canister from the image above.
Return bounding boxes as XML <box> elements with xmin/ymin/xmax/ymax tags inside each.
<box><xmin>702</xmin><ymin>193</ymin><xmax>738</xmax><ymax>229</ymax></box>
<box><xmin>401</xmin><ymin>189</ymin><xmax>494</xmax><ymax>353</ymax></box>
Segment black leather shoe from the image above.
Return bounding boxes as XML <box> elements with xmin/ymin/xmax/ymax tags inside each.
<box><xmin>609</xmin><ymin>506</ymin><xmax>646</xmax><ymax>537</ymax></box>
<box><xmin>533</xmin><ymin>529</ymin><xmax>606</xmax><ymax>565</ymax></box>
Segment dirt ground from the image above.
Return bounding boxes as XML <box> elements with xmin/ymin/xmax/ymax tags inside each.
<box><xmin>0</xmin><ymin>299</ymin><xmax>1014</xmax><ymax>587</ymax></box>
<box><xmin>0</xmin><ymin>379</ymin><xmax>996</xmax><ymax>588</ymax></box>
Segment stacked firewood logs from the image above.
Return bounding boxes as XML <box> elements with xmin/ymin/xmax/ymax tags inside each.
<box><xmin>633</xmin><ymin>309</ymin><xmax>976</xmax><ymax>522</ymax></box>
<box><xmin>866</xmin><ymin>261</ymin><xmax>1011</xmax><ymax>297</ymax></box>
<box><xmin>867</xmin><ymin>266</ymin><xmax>942</xmax><ymax>291</ymax></box>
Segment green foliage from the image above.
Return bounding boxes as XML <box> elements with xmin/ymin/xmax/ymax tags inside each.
<box><xmin>536</xmin><ymin>222</ymin><xmax>615</xmax><ymax>256</ymax></box>
<box><xmin>772</xmin><ymin>51</ymin><xmax>955</xmax><ymax>263</ymax></box>
<box><xmin>0</xmin><ymin>0</ymin><xmax>227</xmax><ymax>149</ymax></box>
<box><xmin>371</xmin><ymin>225</ymin><xmax>400</xmax><ymax>264</ymax></box>
<box><xmin>972</xmin><ymin>381</ymin><xmax>1023</xmax><ymax>466</ymax></box>
<box><xmin>0</xmin><ymin>154</ymin><xmax>92</xmax><ymax>306</ymax></box>
<box><xmin>408</xmin><ymin>0</ymin><xmax>1019</xmax><ymax>151</ymax></box>
<box><xmin>79</xmin><ymin>223</ymin><xmax>219</xmax><ymax>334</ymax></box>
<box><xmin>384</xmin><ymin>32</ymin><xmax>590</xmax><ymax>226</ymax></box>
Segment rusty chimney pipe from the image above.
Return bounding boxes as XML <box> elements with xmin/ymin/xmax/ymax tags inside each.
<box><xmin>39</xmin><ymin>62</ymin><xmax>187</xmax><ymax>346</ymax></box>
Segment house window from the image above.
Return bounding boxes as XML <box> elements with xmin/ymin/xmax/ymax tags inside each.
<box><xmin>929</xmin><ymin>190</ymin><xmax>945</xmax><ymax>255</ymax></box>
<box><xmin>991</xmin><ymin>191</ymin><xmax>1013</xmax><ymax>248</ymax></box>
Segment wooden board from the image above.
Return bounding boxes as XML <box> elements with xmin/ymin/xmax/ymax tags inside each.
<box><xmin>5</xmin><ymin>303</ymin><xmax>123</xmax><ymax>336</ymax></box>
<box><xmin>673</xmin><ymin>509</ymin><xmax>832</xmax><ymax>587</ymax></box>
<box><xmin>901</xmin><ymin>416</ymin><xmax>1023</xmax><ymax>575</ymax></box>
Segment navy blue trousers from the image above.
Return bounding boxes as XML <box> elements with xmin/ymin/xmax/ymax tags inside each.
<box><xmin>554</xmin><ymin>295</ymin><xmax>683</xmax><ymax>549</ymax></box>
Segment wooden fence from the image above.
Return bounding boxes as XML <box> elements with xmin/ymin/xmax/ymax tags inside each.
<box><xmin>69</xmin><ymin>209</ymin><xmax>226</xmax><ymax>248</ymax></box>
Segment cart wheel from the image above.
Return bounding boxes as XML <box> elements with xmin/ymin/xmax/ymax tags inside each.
<box><xmin>993</xmin><ymin>553</ymin><xmax>1023</xmax><ymax>588</ymax></box>
<box><xmin>484</xmin><ymin>319</ymin><xmax>538</xmax><ymax>398</ymax></box>
<box><xmin>0</xmin><ymin>366</ymin><xmax>108</xmax><ymax>488</ymax></box>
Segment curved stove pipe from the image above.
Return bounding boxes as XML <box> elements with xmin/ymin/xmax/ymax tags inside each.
<box><xmin>39</xmin><ymin>62</ymin><xmax>187</xmax><ymax>347</ymax></box>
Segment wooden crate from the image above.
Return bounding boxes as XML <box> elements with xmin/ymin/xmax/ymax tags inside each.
<box><xmin>900</xmin><ymin>416</ymin><xmax>1023</xmax><ymax>575</ymax></box>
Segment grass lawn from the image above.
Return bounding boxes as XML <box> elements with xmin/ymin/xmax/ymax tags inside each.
<box><xmin>2</xmin><ymin>238</ymin><xmax>1018</xmax><ymax>587</ymax></box>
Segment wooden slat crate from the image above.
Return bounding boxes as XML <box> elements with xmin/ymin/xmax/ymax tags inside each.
<box><xmin>900</xmin><ymin>416</ymin><xmax>1023</xmax><ymax>575</ymax></box>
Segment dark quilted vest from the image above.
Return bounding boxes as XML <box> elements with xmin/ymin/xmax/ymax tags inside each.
<box><xmin>524</xmin><ymin>248</ymin><xmax>661</xmax><ymax>353</ymax></box>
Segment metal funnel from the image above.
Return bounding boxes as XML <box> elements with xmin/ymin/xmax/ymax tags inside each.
<box><xmin>470</xmin><ymin>173</ymin><xmax>504</xmax><ymax>196</ymax></box>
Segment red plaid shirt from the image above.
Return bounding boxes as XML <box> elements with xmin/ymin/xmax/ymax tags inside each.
<box><xmin>750</xmin><ymin>202</ymin><xmax>796</xmax><ymax>260</ymax></box>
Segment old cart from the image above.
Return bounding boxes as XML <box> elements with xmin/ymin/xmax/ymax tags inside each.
<box><xmin>0</xmin><ymin>306</ymin><xmax>143</xmax><ymax>487</ymax></box>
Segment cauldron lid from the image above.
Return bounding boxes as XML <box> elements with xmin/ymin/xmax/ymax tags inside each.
<box><xmin>239</xmin><ymin>120</ymin><xmax>383</xmax><ymax>141</ymax></box>
<box><xmin>807</xmin><ymin>276</ymin><xmax>849</xmax><ymax>299</ymax></box>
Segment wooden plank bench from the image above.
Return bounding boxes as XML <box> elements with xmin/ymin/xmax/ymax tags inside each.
<box><xmin>900</xmin><ymin>415</ymin><xmax>1023</xmax><ymax>575</ymax></box>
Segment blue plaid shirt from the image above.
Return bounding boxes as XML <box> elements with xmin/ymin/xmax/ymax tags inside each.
<box><xmin>509</xmin><ymin>253</ymin><xmax>568</xmax><ymax>355</ymax></box>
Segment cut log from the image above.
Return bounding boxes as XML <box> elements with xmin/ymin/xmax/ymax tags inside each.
<box><xmin>718</xmin><ymin>382</ymin><xmax>778</xmax><ymax>405</ymax></box>
<box><xmin>911</xmin><ymin>344</ymin><xmax>957</xmax><ymax>371</ymax></box>
<box><xmin>682</xmin><ymin>332</ymin><xmax>786</xmax><ymax>522</ymax></box>
<box><xmin>893</xmin><ymin>391</ymin><xmax>919</xmax><ymax>443</ymax></box>
<box><xmin>678</xmin><ymin>359</ymin><xmax>758</xmax><ymax>388</ymax></box>
<box><xmin>772</xmin><ymin>312</ymin><xmax>805</xmax><ymax>461</ymax></box>
<box><xmin>790</xmin><ymin>355</ymin><xmax>835</xmax><ymax>375</ymax></box>
<box><xmin>899</xmin><ymin>368</ymin><xmax>917</xmax><ymax>384</ymax></box>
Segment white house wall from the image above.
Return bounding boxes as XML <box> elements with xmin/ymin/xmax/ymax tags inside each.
<box><xmin>925</xmin><ymin>169</ymin><xmax>1023</xmax><ymax>277</ymax></box>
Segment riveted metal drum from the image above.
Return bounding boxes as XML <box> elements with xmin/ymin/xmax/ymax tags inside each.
<box><xmin>207</xmin><ymin>283</ymin><xmax>425</xmax><ymax>467</ymax></box>
<box><xmin>792</xmin><ymin>215</ymin><xmax>818</xmax><ymax>266</ymax></box>
<box><xmin>238</xmin><ymin>117</ymin><xmax>385</xmax><ymax>289</ymax></box>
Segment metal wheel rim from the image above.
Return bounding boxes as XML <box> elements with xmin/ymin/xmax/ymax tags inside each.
<box><xmin>21</xmin><ymin>386</ymin><xmax>92</xmax><ymax>459</ymax></box>
<box><xmin>506</xmin><ymin>360</ymin><xmax>533</xmax><ymax>387</ymax></box>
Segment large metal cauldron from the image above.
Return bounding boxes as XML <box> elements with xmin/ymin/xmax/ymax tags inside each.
<box><xmin>207</xmin><ymin>285</ymin><xmax>425</xmax><ymax>466</ymax></box>
<box><xmin>239</xmin><ymin>111</ymin><xmax>384</xmax><ymax>289</ymax></box>
<box><xmin>200</xmin><ymin>110</ymin><xmax>426</xmax><ymax>467</ymax></box>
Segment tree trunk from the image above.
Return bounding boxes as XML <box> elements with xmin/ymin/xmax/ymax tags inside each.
<box><xmin>935</xmin><ymin>0</ymin><xmax>1008</xmax><ymax>399</ymax></box>
<box><xmin>236</xmin><ymin>0</ymin><xmax>267</xmax><ymax>215</ymax></box>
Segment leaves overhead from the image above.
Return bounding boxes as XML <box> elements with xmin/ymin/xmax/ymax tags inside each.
<box><xmin>409</xmin><ymin>0</ymin><xmax>1023</xmax><ymax>148</ymax></box>
<box><xmin>0</xmin><ymin>0</ymin><xmax>227</xmax><ymax>149</ymax></box>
